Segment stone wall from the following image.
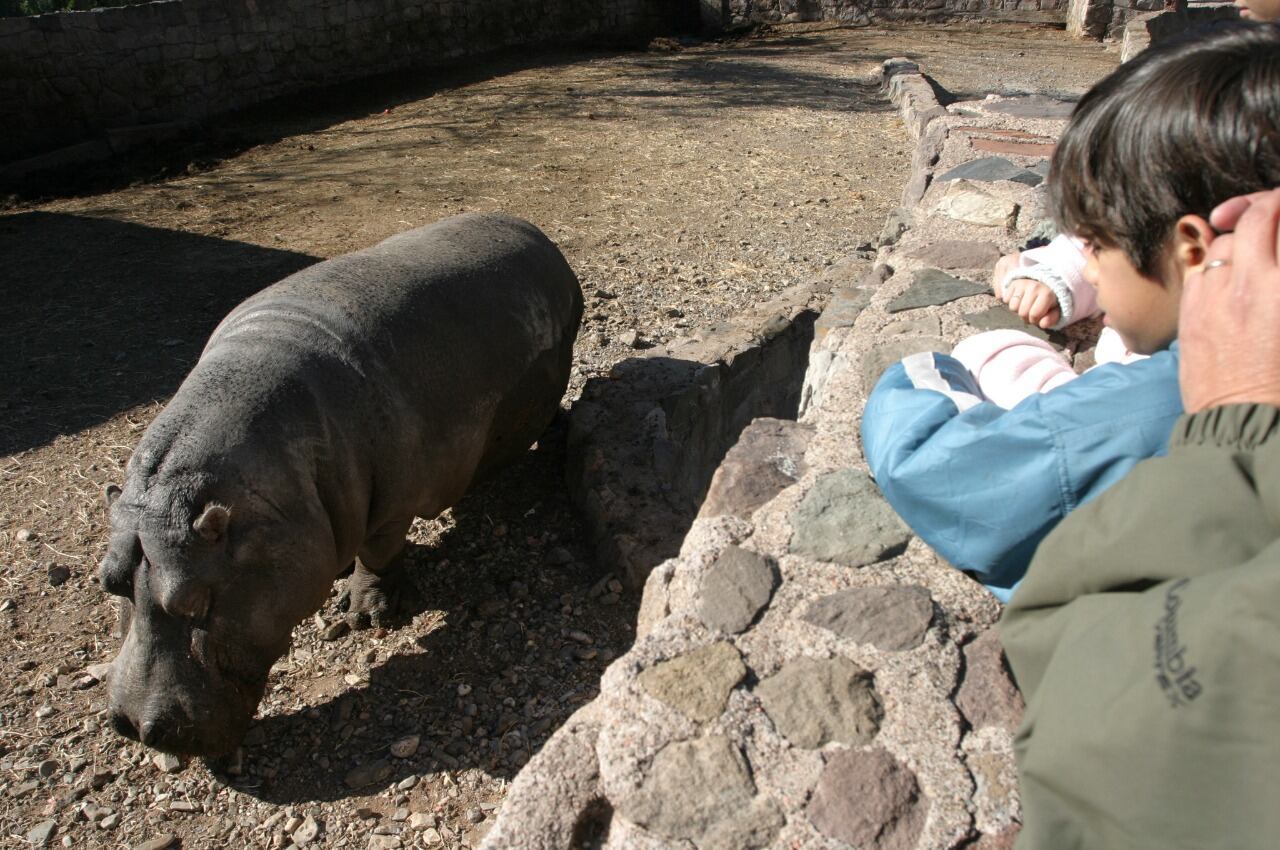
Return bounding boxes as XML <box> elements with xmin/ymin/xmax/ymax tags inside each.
<box><xmin>0</xmin><ymin>0</ymin><xmax>684</xmax><ymax>164</ymax></box>
<box><xmin>721</xmin><ymin>0</ymin><xmax>1067</xmax><ymax>28</ymax></box>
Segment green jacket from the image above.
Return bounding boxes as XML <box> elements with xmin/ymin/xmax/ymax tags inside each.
<box><xmin>1002</xmin><ymin>404</ymin><xmax>1280</xmax><ymax>850</ymax></box>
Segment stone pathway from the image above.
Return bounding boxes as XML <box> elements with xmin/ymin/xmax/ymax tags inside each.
<box><xmin>479</xmin><ymin>59</ymin><xmax>1102</xmax><ymax>850</ymax></box>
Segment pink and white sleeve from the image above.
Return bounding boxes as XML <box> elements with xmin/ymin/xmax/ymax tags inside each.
<box><xmin>1003</xmin><ymin>234</ymin><xmax>1099</xmax><ymax>328</ymax></box>
<box><xmin>951</xmin><ymin>329</ymin><xmax>1078</xmax><ymax>409</ymax></box>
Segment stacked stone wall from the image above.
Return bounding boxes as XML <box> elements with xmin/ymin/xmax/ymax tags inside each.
<box><xmin>724</xmin><ymin>0</ymin><xmax>1067</xmax><ymax>28</ymax></box>
<box><xmin>0</xmin><ymin>0</ymin><xmax>681</xmax><ymax>163</ymax></box>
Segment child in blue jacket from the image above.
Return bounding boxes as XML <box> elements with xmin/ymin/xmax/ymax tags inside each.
<box><xmin>861</xmin><ymin>21</ymin><xmax>1280</xmax><ymax>601</ymax></box>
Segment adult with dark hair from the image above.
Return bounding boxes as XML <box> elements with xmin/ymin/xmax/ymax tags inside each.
<box><xmin>859</xmin><ymin>21</ymin><xmax>1280</xmax><ymax>600</ymax></box>
<box><xmin>1000</xmin><ymin>188</ymin><xmax>1280</xmax><ymax>848</ymax></box>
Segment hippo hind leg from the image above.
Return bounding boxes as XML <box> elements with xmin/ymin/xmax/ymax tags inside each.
<box><xmin>344</xmin><ymin>519</ymin><xmax>418</xmax><ymax>629</ymax></box>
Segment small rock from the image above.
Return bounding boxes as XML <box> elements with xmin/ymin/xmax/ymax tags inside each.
<box><xmin>132</xmin><ymin>835</ymin><xmax>178</xmax><ymax>850</ymax></box>
<box><xmin>345</xmin><ymin>760</ymin><xmax>392</xmax><ymax>789</ymax></box>
<box><xmin>320</xmin><ymin>620</ymin><xmax>350</xmax><ymax>641</ymax></box>
<box><xmin>395</xmin><ymin>775</ymin><xmax>417</xmax><ymax>791</ymax></box>
<box><xmin>807</xmin><ymin>748</ymin><xmax>928</xmax><ymax>849</ymax></box>
<box><xmin>619</xmin><ymin>329</ymin><xmax>642</xmax><ymax>348</ymax></box>
<box><xmin>153</xmin><ymin>753</ymin><xmax>181</xmax><ymax>774</ymax></box>
<box><xmin>27</xmin><ymin>820</ymin><xmax>55</xmax><ymax>846</ymax></box>
<box><xmin>392</xmin><ymin>807</ymin><xmax>409</xmax><ymax>822</ymax></box>
<box><xmin>37</xmin><ymin>759</ymin><xmax>58</xmax><ymax>778</ymax></box>
<box><xmin>98</xmin><ymin>813</ymin><xmax>120</xmax><ymax>829</ymax></box>
<box><xmin>422</xmin><ymin>828</ymin><xmax>442</xmax><ymax>845</ymax></box>
<box><xmin>168</xmin><ymin>800</ymin><xmax>200</xmax><ymax>813</ymax></box>
<box><xmin>756</xmin><ymin>656</ymin><xmax>883</xmax><ymax>749</ymax></box>
<box><xmin>11</xmin><ymin>779</ymin><xmax>39</xmax><ymax>797</ymax></box>
<box><xmin>543</xmin><ymin>547</ymin><xmax>573</xmax><ymax>566</ymax></box>
<box><xmin>16</xmin><ymin>528</ymin><xmax>38</xmax><ymax>543</ymax></box>
<box><xmin>46</xmin><ymin>566</ymin><xmax>71</xmax><ymax>587</ymax></box>
<box><xmin>408</xmin><ymin>813</ymin><xmax>434</xmax><ymax>830</ymax></box>
<box><xmin>887</xmin><ymin>268</ymin><xmax>988</xmax><ymax>313</ymax></box>
<box><xmin>293</xmin><ymin>814</ymin><xmax>320</xmax><ymax>845</ymax></box>
<box><xmin>789</xmin><ymin>470</ymin><xmax>911</xmax><ymax>567</ymax></box>
<box><xmin>389</xmin><ymin>735</ymin><xmax>419</xmax><ymax>759</ymax></box>
<box><xmin>638</xmin><ymin>644</ymin><xmax>749</xmax><ymax>722</ymax></box>
<box><xmin>699</xmin><ymin>546</ymin><xmax>777</xmax><ymax>634</ymax></box>
<box><xmin>367</xmin><ymin>835</ymin><xmax>401</xmax><ymax>849</ymax></box>
<box><xmin>0</xmin><ymin>598</ymin><xmax>15</xmax><ymax>612</ymax></box>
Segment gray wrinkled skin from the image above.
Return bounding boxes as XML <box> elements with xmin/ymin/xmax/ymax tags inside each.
<box><xmin>99</xmin><ymin>213</ymin><xmax>583</xmax><ymax>756</ymax></box>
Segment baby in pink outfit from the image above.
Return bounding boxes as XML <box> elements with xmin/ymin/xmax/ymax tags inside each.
<box><xmin>953</xmin><ymin>234</ymin><xmax>1145</xmax><ymax>408</ymax></box>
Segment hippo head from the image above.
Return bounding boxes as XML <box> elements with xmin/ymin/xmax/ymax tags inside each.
<box><xmin>99</xmin><ymin>480</ymin><xmax>334</xmax><ymax>756</ymax></box>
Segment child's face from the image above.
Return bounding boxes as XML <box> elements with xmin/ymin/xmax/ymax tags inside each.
<box><xmin>1235</xmin><ymin>0</ymin><xmax>1280</xmax><ymax>20</ymax></box>
<box><xmin>1082</xmin><ymin>243</ymin><xmax>1181</xmax><ymax>355</ymax></box>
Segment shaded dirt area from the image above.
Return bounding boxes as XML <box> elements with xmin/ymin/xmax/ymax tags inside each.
<box><xmin>0</xmin><ymin>22</ymin><xmax>1116</xmax><ymax>850</ymax></box>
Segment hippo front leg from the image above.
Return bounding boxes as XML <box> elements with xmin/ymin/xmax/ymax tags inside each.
<box><xmin>345</xmin><ymin>519</ymin><xmax>416</xmax><ymax>629</ymax></box>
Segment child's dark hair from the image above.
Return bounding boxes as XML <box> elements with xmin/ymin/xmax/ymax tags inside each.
<box><xmin>1051</xmin><ymin>21</ymin><xmax>1280</xmax><ymax>278</ymax></box>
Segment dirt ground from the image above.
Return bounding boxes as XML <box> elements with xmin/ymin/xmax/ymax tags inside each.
<box><xmin>0</xmin><ymin>22</ymin><xmax>1116</xmax><ymax>850</ymax></box>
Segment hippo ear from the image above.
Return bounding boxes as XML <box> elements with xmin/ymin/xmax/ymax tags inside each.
<box><xmin>193</xmin><ymin>503</ymin><xmax>231</xmax><ymax>543</ymax></box>
<box><xmin>103</xmin><ymin>484</ymin><xmax>122</xmax><ymax>509</ymax></box>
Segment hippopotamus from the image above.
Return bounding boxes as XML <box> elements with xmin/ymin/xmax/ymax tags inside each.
<box><xmin>98</xmin><ymin>213</ymin><xmax>583</xmax><ymax>756</ymax></box>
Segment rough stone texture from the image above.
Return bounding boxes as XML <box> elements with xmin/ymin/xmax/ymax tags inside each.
<box><xmin>977</xmin><ymin>93</ymin><xmax>1076</xmax><ymax>119</ymax></box>
<box><xmin>568</xmin><ymin>280</ymin><xmax>828</xmax><ymax>587</ymax></box>
<box><xmin>721</xmin><ymin>0</ymin><xmax>1067</xmax><ymax>29</ymax></box>
<box><xmin>888</xmin><ymin>268</ymin><xmax>989</xmax><ymax>313</ymax></box>
<box><xmin>964</xmin><ymin>305</ymin><xmax>1051</xmax><ymax>339</ymax></box>
<box><xmin>969</xmin><ymin>137</ymin><xmax>1056</xmax><ymax>158</ymax></box>
<box><xmin>701</xmin><ymin>796</ymin><xmax>785</xmax><ymax>850</ymax></box>
<box><xmin>956</xmin><ymin>630</ymin><xmax>1026</xmax><ymax>732</ymax></box>
<box><xmin>937</xmin><ymin>156</ymin><xmax>1043</xmax><ymax>186</ymax></box>
<box><xmin>483</xmin><ymin>64</ymin><xmax>1107</xmax><ymax>850</ymax></box>
<box><xmin>1120</xmin><ymin>5</ymin><xmax>1240</xmax><ymax>62</ymax></box>
<box><xmin>789</xmin><ymin>469</ymin><xmax>912</xmax><ymax>567</ymax></box>
<box><xmin>638</xmin><ymin>641</ymin><xmax>748</xmax><ymax>722</ymax></box>
<box><xmin>906</xmin><ymin>239</ymin><xmax>1003</xmax><ymax>270</ymax></box>
<box><xmin>756</xmin><ymin>656</ymin><xmax>883</xmax><ymax>749</ymax></box>
<box><xmin>935</xmin><ymin>180</ymin><xmax>1021</xmax><ymax>228</ymax></box>
<box><xmin>698</xmin><ymin>545</ymin><xmax>779</xmax><ymax>633</ymax></box>
<box><xmin>0</xmin><ymin>0</ymin><xmax>677</xmax><ymax>164</ymax></box>
<box><xmin>861</xmin><ymin>335</ymin><xmax>951</xmax><ymax>392</ymax></box>
<box><xmin>807</xmin><ymin>748</ymin><xmax>929</xmax><ymax>850</ymax></box>
<box><xmin>698</xmin><ymin>418</ymin><xmax>811</xmax><ymax>520</ymax></box>
<box><xmin>802</xmin><ymin>584</ymin><xmax>935</xmax><ymax>651</ymax></box>
<box><xmin>615</xmin><ymin>734</ymin><xmax>757</xmax><ymax>841</ymax></box>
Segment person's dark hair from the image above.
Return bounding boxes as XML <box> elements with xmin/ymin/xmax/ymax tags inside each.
<box><xmin>1051</xmin><ymin>21</ymin><xmax>1280</xmax><ymax>278</ymax></box>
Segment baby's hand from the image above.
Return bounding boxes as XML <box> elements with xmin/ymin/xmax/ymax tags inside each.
<box><xmin>1001</xmin><ymin>277</ymin><xmax>1061</xmax><ymax>329</ymax></box>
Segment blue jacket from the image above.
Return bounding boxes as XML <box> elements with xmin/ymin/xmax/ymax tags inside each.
<box><xmin>860</xmin><ymin>344</ymin><xmax>1183</xmax><ymax>601</ymax></box>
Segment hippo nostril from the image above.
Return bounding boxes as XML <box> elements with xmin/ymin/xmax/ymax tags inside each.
<box><xmin>109</xmin><ymin>710</ymin><xmax>140</xmax><ymax>742</ymax></box>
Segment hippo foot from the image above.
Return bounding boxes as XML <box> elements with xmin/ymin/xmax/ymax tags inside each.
<box><xmin>341</xmin><ymin>564</ymin><xmax>418</xmax><ymax>629</ymax></box>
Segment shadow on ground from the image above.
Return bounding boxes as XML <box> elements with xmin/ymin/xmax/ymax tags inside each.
<box><xmin>226</xmin><ymin>418</ymin><xmax>637</xmax><ymax>804</ymax></box>
<box><xmin>0</xmin><ymin>211</ymin><xmax>318</xmax><ymax>455</ymax></box>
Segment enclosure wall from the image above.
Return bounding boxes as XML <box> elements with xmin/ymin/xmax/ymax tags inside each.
<box><xmin>0</xmin><ymin>0</ymin><xmax>681</xmax><ymax>163</ymax></box>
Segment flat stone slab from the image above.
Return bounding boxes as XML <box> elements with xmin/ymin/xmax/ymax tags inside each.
<box><xmin>862</xmin><ymin>336</ymin><xmax>950</xmax><ymax>392</ymax></box>
<box><xmin>789</xmin><ymin>469</ymin><xmax>912</xmax><ymax>567</ymax></box>
<box><xmin>982</xmin><ymin>94</ymin><xmax>1075</xmax><ymax>119</ymax></box>
<box><xmin>806</xmin><ymin>748</ymin><xmax>929</xmax><ymax>850</ymax></box>
<box><xmin>882</xmin><ymin>315</ymin><xmax>941</xmax><ymax>337</ymax></box>
<box><xmin>906</xmin><ymin>238</ymin><xmax>1002</xmax><ymax>271</ymax></box>
<box><xmin>971</xmin><ymin>137</ymin><xmax>1056</xmax><ymax>158</ymax></box>
<box><xmin>639</xmin><ymin>641</ymin><xmax>748</xmax><ymax>722</ymax></box>
<box><xmin>889</xmin><ymin>267</ymin><xmax>988</xmax><ymax>314</ymax></box>
<box><xmin>755</xmin><ymin>656</ymin><xmax>882</xmax><ymax>749</ymax></box>
<box><xmin>616</xmin><ymin>734</ymin><xmax>758</xmax><ymax>841</ymax></box>
<box><xmin>963</xmin><ymin>305</ymin><xmax>1050</xmax><ymax>340</ymax></box>
<box><xmin>699</xmin><ymin>545</ymin><xmax>779</xmax><ymax>633</ymax></box>
<box><xmin>956</xmin><ymin>629</ymin><xmax>1025</xmax><ymax>732</ymax></box>
<box><xmin>935</xmin><ymin>180</ymin><xmax>1020</xmax><ymax>228</ymax></box>
<box><xmin>937</xmin><ymin>156</ymin><xmax>1043</xmax><ymax>187</ymax></box>
<box><xmin>802</xmin><ymin>584</ymin><xmax>934</xmax><ymax>651</ymax></box>
<box><xmin>699</xmin><ymin>419</ymin><xmax>810</xmax><ymax>520</ymax></box>
<box><xmin>702</xmin><ymin>797</ymin><xmax>785</xmax><ymax>850</ymax></box>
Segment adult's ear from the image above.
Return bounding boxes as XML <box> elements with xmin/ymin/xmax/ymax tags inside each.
<box><xmin>193</xmin><ymin>503</ymin><xmax>231</xmax><ymax>543</ymax></box>
<box><xmin>103</xmin><ymin>484</ymin><xmax>122</xmax><ymax>509</ymax></box>
<box><xmin>1172</xmin><ymin>215</ymin><xmax>1217</xmax><ymax>279</ymax></box>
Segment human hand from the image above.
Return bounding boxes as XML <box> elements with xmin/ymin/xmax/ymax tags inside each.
<box><xmin>1001</xmin><ymin>278</ymin><xmax>1061</xmax><ymax>329</ymax></box>
<box><xmin>1179</xmin><ymin>188</ymin><xmax>1280</xmax><ymax>412</ymax></box>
